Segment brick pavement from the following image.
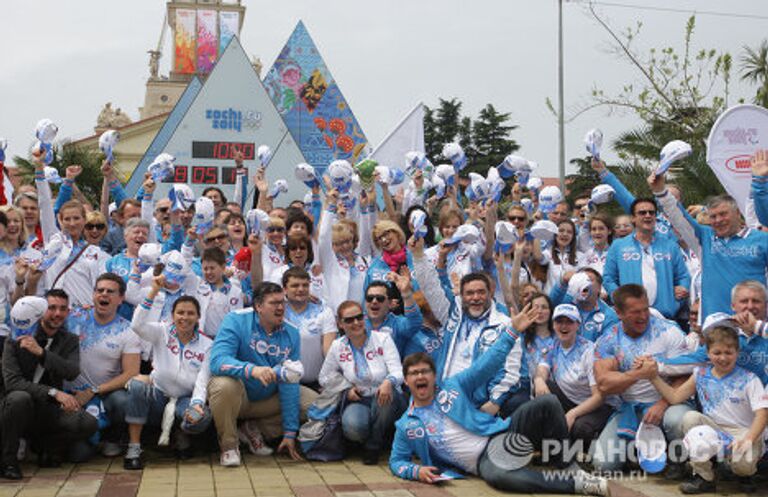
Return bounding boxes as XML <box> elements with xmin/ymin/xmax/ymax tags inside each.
<box><xmin>0</xmin><ymin>455</ymin><xmax>760</xmax><ymax>497</ymax></box>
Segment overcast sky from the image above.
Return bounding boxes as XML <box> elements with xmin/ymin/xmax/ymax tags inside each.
<box><xmin>2</xmin><ymin>0</ymin><xmax>767</xmax><ymax>179</ymax></box>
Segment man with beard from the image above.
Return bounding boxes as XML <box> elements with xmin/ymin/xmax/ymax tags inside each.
<box><xmin>65</xmin><ymin>273</ymin><xmax>141</xmax><ymax>460</ymax></box>
<box><xmin>0</xmin><ymin>291</ymin><xmax>97</xmax><ymax>479</ymax></box>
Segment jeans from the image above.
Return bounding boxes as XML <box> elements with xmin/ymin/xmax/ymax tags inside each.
<box><xmin>499</xmin><ymin>381</ymin><xmax>532</xmax><ymax>419</ymax></box>
<box><xmin>547</xmin><ymin>379</ymin><xmax>613</xmax><ymax>443</ymax></box>
<box><xmin>477</xmin><ymin>394</ymin><xmax>575</xmax><ymax>493</ymax></box>
<box><xmin>341</xmin><ymin>391</ymin><xmax>405</xmax><ymax>451</ymax></box>
<box><xmin>591</xmin><ymin>401</ymin><xmax>694</xmax><ymax>472</ymax></box>
<box><xmin>68</xmin><ymin>389</ymin><xmax>133</xmax><ymax>462</ymax></box>
<box><xmin>124</xmin><ymin>379</ymin><xmax>211</xmax><ymax>434</ymax></box>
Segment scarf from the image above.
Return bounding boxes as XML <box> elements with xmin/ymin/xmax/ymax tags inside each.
<box><xmin>382</xmin><ymin>246</ymin><xmax>407</xmax><ymax>272</ymax></box>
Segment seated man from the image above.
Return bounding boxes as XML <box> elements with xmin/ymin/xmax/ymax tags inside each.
<box><xmin>592</xmin><ymin>284</ymin><xmax>691</xmax><ymax>473</ymax></box>
<box><xmin>208</xmin><ymin>282</ymin><xmax>318</xmax><ymax>467</ymax></box>
<box><xmin>390</xmin><ymin>303</ymin><xmax>609</xmax><ymax>496</ymax></box>
<box><xmin>1</xmin><ymin>292</ymin><xmax>97</xmax><ymax>479</ymax></box>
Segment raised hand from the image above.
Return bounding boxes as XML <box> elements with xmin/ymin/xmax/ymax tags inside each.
<box><xmin>65</xmin><ymin>165</ymin><xmax>82</xmax><ymax>180</ymax></box>
<box><xmin>647</xmin><ymin>172</ymin><xmax>666</xmax><ymax>193</ymax></box>
<box><xmin>511</xmin><ymin>303</ymin><xmax>538</xmax><ymax>332</ymax></box>
<box><xmin>751</xmin><ymin>149</ymin><xmax>768</xmax><ymax>177</ymax></box>
<box><xmin>591</xmin><ymin>157</ymin><xmax>607</xmax><ymax>174</ymax></box>
<box><xmin>386</xmin><ymin>267</ymin><xmax>413</xmax><ymax>296</ymax></box>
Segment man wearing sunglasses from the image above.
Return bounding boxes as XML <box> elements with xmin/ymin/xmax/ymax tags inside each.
<box><xmin>603</xmin><ymin>198</ymin><xmax>691</xmax><ymax>320</ymax></box>
<box><xmin>364</xmin><ymin>271</ymin><xmax>422</xmax><ymax>358</ymax></box>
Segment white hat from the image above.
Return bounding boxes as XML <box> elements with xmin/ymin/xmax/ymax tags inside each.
<box><xmin>10</xmin><ymin>296</ymin><xmax>47</xmax><ymax>338</ymax></box>
<box><xmin>138</xmin><ymin>243</ymin><xmax>162</xmax><ymax>272</ymax></box>
<box><xmin>494</xmin><ymin>221</ymin><xmax>519</xmax><ymax>253</ymax></box>
<box><xmin>527</xmin><ymin>176</ymin><xmax>543</xmax><ymax>192</ymax></box>
<box><xmin>257</xmin><ymin>144</ymin><xmax>272</xmax><ymax>167</ymax></box>
<box><xmin>584</xmin><ymin>128</ymin><xmax>603</xmax><ymax>159</ymax></box>
<box><xmin>43</xmin><ymin>166</ymin><xmax>62</xmax><ymax>184</ymax></box>
<box><xmin>487</xmin><ymin>167</ymin><xmax>505</xmax><ymax>202</ymax></box>
<box><xmin>169</xmin><ymin>184</ymin><xmax>195</xmax><ymax>212</ymax></box>
<box><xmin>498</xmin><ymin>154</ymin><xmax>529</xmax><ymax>179</ymax></box>
<box><xmin>683</xmin><ymin>425</ymin><xmax>733</xmax><ymax>463</ymax></box>
<box><xmin>192</xmin><ymin>197</ymin><xmax>215</xmax><ymax>234</ymax></box>
<box><xmin>162</xmin><ymin>250</ymin><xmax>189</xmax><ymax>286</ymax></box>
<box><xmin>701</xmin><ymin>312</ymin><xmax>740</xmax><ymax>336</ymax></box>
<box><xmin>374</xmin><ymin>165</ymin><xmax>406</xmax><ymax>186</ymax></box>
<box><xmin>435</xmin><ymin>164</ymin><xmax>456</xmax><ymax>186</ymax></box>
<box><xmin>443</xmin><ymin>224</ymin><xmax>480</xmax><ymax>246</ymax></box>
<box><xmin>99</xmin><ymin>129</ymin><xmax>120</xmax><ymax>163</ymax></box>
<box><xmin>108</xmin><ymin>202</ymin><xmax>117</xmax><ymax>217</ymax></box>
<box><xmin>295</xmin><ymin>163</ymin><xmax>319</xmax><ymax>188</ymax></box>
<box><xmin>405</xmin><ymin>151</ymin><xmax>433</xmax><ymax>176</ymax></box>
<box><xmin>538</xmin><ymin>186</ymin><xmax>563</xmax><ymax>213</ymax></box>
<box><xmin>148</xmin><ymin>153</ymin><xmax>176</xmax><ymax>183</ymax></box>
<box><xmin>465</xmin><ymin>172</ymin><xmax>491</xmax><ymax>203</ymax></box>
<box><xmin>329</xmin><ymin>159</ymin><xmax>354</xmax><ymax>193</ymax></box>
<box><xmin>274</xmin><ymin>360</ymin><xmax>304</xmax><ymax>383</ymax></box>
<box><xmin>530</xmin><ymin>220</ymin><xmax>559</xmax><ymax>241</ymax></box>
<box><xmin>35</xmin><ymin>118</ymin><xmax>58</xmax><ymax>144</ymax></box>
<box><xmin>409</xmin><ymin>210</ymin><xmax>428</xmax><ymax>240</ymax></box>
<box><xmin>246</xmin><ymin>208</ymin><xmax>270</xmax><ymax>235</ymax></box>
<box><xmin>38</xmin><ymin>238</ymin><xmax>64</xmax><ymax>271</ymax></box>
<box><xmin>269</xmin><ymin>179</ymin><xmax>288</xmax><ymax>199</ymax></box>
<box><xmin>520</xmin><ymin>198</ymin><xmax>534</xmax><ymax>215</ymax></box>
<box><xmin>636</xmin><ymin>421</ymin><xmax>667</xmax><ymax>474</ymax></box>
<box><xmin>553</xmin><ymin>304</ymin><xmax>581</xmax><ymax>323</ymax></box>
<box><xmin>590</xmin><ymin>184</ymin><xmax>615</xmax><ymax>206</ymax></box>
<box><xmin>442</xmin><ymin>142</ymin><xmax>467</xmax><ymax>172</ymax></box>
<box><xmin>567</xmin><ymin>272</ymin><xmax>593</xmax><ymax>303</ymax></box>
<box><xmin>656</xmin><ymin>140</ymin><xmax>692</xmax><ymax>175</ymax></box>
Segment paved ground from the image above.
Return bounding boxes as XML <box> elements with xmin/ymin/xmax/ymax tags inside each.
<box><xmin>0</xmin><ymin>453</ymin><xmax>763</xmax><ymax>497</ymax></box>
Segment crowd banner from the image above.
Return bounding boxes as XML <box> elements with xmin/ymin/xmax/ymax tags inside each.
<box><xmin>219</xmin><ymin>11</ymin><xmax>239</xmax><ymax>53</ymax></box>
<box><xmin>175</xmin><ymin>9</ymin><xmax>197</xmax><ymax>74</ymax></box>
<box><xmin>707</xmin><ymin>104</ymin><xmax>768</xmax><ymax>216</ymax></box>
<box><xmin>197</xmin><ymin>10</ymin><xmax>218</xmax><ymax>74</ymax></box>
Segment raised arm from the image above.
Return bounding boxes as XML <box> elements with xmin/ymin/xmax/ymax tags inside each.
<box><xmin>130</xmin><ymin>275</ymin><xmax>169</xmax><ymax>346</ymax></box>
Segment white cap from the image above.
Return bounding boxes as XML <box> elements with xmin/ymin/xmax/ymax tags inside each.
<box><xmin>701</xmin><ymin>312</ymin><xmax>740</xmax><ymax>336</ymax></box>
<box><xmin>434</xmin><ymin>163</ymin><xmax>456</xmax><ymax>186</ymax></box>
<box><xmin>108</xmin><ymin>202</ymin><xmax>117</xmax><ymax>216</ymax></box>
<box><xmin>328</xmin><ymin>159</ymin><xmax>354</xmax><ymax>192</ymax></box>
<box><xmin>409</xmin><ymin>210</ymin><xmax>428</xmax><ymax>239</ymax></box>
<box><xmin>683</xmin><ymin>425</ymin><xmax>733</xmax><ymax>463</ymax></box>
<box><xmin>567</xmin><ymin>272</ymin><xmax>594</xmax><ymax>303</ymax></box>
<box><xmin>246</xmin><ymin>208</ymin><xmax>270</xmax><ymax>235</ymax></box>
<box><xmin>538</xmin><ymin>185</ymin><xmax>563</xmax><ymax>213</ymax></box>
<box><xmin>553</xmin><ymin>304</ymin><xmax>581</xmax><ymax>323</ymax></box>
<box><xmin>43</xmin><ymin>166</ymin><xmax>62</xmax><ymax>184</ymax></box>
<box><xmin>530</xmin><ymin>220</ymin><xmax>559</xmax><ymax>241</ymax></box>
<box><xmin>148</xmin><ymin>153</ymin><xmax>175</xmax><ymax>183</ymax></box>
<box><xmin>38</xmin><ymin>238</ymin><xmax>63</xmax><ymax>271</ymax></box>
<box><xmin>590</xmin><ymin>184</ymin><xmax>615</xmax><ymax>205</ymax></box>
<box><xmin>431</xmin><ymin>175</ymin><xmax>446</xmax><ymax>198</ymax></box>
<box><xmin>494</xmin><ymin>221</ymin><xmax>519</xmax><ymax>253</ymax></box>
<box><xmin>656</xmin><ymin>140</ymin><xmax>692</xmax><ymax>175</ymax></box>
<box><xmin>295</xmin><ymin>163</ymin><xmax>319</xmax><ymax>188</ymax></box>
<box><xmin>269</xmin><ymin>179</ymin><xmax>289</xmax><ymax>199</ymax></box>
<box><xmin>257</xmin><ymin>144</ymin><xmax>272</xmax><ymax>167</ymax></box>
<box><xmin>527</xmin><ymin>176</ymin><xmax>543</xmax><ymax>192</ymax></box>
<box><xmin>20</xmin><ymin>247</ymin><xmax>43</xmax><ymax>266</ymax></box>
<box><xmin>11</xmin><ymin>296</ymin><xmax>48</xmax><ymax>338</ymax></box>
<box><xmin>162</xmin><ymin>250</ymin><xmax>189</xmax><ymax>285</ymax></box>
<box><xmin>443</xmin><ymin>224</ymin><xmax>480</xmax><ymax>246</ymax></box>
<box><xmin>584</xmin><ymin>128</ymin><xmax>603</xmax><ymax>158</ymax></box>
<box><xmin>636</xmin><ymin>421</ymin><xmax>667</xmax><ymax>474</ymax></box>
<box><xmin>442</xmin><ymin>142</ymin><xmax>467</xmax><ymax>172</ymax></box>
<box><xmin>274</xmin><ymin>360</ymin><xmax>304</xmax><ymax>383</ymax></box>
<box><xmin>405</xmin><ymin>151</ymin><xmax>432</xmax><ymax>176</ymax></box>
<box><xmin>169</xmin><ymin>184</ymin><xmax>195</xmax><ymax>211</ymax></box>
<box><xmin>192</xmin><ymin>197</ymin><xmax>215</xmax><ymax>234</ymax></box>
<box><xmin>35</xmin><ymin>118</ymin><xmax>58</xmax><ymax>144</ymax></box>
<box><xmin>498</xmin><ymin>154</ymin><xmax>529</xmax><ymax>179</ymax></box>
<box><xmin>138</xmin><ymin>243</ymin><xmax>162</xmax><ymax>271</ymax></box>
<box><xmin>99</xmin><ymin>130</ymin><xmax>120</xmax><ymax>162</ymax></box>
<box><xmin>465</xmin><ymin>172</ymin><xmax>491</xmax><ymax>202</ymax></box>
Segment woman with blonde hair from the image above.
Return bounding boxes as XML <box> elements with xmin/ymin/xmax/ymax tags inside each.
<box><xmin>83</xmin><ymin>211</ymin><xmax>111</xmax><ymax>264</ymax></box>
<box><xmin>0</xmin><ymin>205</ymin><xmax>28</xmax><ymax>254</ymax></box>
<box><xmin>364</xmin><ymin>220</ymin><xmax>419</xmax><ymax>292</ymax></box>
<box><xmin>261</xmin><ymin>217</ymin><xmax>286</xmax><ymax>283</ymax></box>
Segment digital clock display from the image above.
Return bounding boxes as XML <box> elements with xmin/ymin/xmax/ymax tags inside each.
<box><xmin>192</xmin><ymin>141</ymin><xmax>255</xmax><ymax>160</ymax></box>
<box><xmin>162</xmin><ymin>166</ymin><xmax>238</xmax><ymax>185</ymax></box>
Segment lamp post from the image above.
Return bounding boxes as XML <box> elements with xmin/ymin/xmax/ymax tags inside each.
<box><xmin>558</xmin><ymin>0</ymin><xmax>566</xmax><ymax>191</ymax></box>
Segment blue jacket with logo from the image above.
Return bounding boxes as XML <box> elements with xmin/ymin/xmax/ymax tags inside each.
<box><xmin>549</xmin><ymin>283</ymin><xmax>619</xmax><ymax>342</ymax></box>
<box><xmin>210</xmin><ymin>308</ymin><xmax>301</xmax><ymax>438</ymax></box>
<box><xmin>603</xmin><ymin>233</ymin><xmax>690</xmax><ymax>318</ymax></box>
<box><xmin>389</xmin><ymin>326</ymin><xmax>519</xmax><ymax>480</ymax></box>
<box><xmin>365</xmin><ymin>303</ymin><xmax>423</xmax><ymax>358</ymax></box>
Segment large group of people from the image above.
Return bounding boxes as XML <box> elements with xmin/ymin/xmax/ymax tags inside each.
<box><xmin>3</xmin><ymin>143</ymin><xmax>768</xmax><ymax>497</ymax></box>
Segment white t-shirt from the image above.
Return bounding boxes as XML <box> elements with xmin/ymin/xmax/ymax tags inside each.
<box><xmin>65</xmin><ymin>308</ymin><xmax>141</xmax><ymax>390</ymax></box>
<box><xmin>541</xmin><ymin>336</ymin><xmax>596</xmax><ymax>405</ymax></box>
<box><xmin>694</xmin><ymin>365</ymin><xmax>768</xmax><ymax>429</ymax></box>
<box><xmin>284</xmin><ymin>301</ymin><xmax>337</xmax><ymax>384</ymax></box>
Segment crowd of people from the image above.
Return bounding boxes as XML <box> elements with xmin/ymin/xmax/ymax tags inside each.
<box><xmin>3</xmin><ymin>143</ymin><xmax>768</xmax><ymax>497</ymax></box>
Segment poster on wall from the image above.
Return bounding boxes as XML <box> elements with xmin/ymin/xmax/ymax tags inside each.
<box><xmin>220</xmin><ymin>11</ymin><xmax>239</xmax><ymax>53</ymax></box>
<box><xmin>707</xmin><ymin>104</ymin><xmax>768</xmax><ymax>215</ymax></box>
<box><xmin>263</xmin><ymin>21</ymin><xmax>368</xmax><ymax>175</ymax></box>
<box><xmin>175</xmin><ymin>9</ymin><xmax>197</xmax><ymax>74</ymax></box>
<box><xmin>197</xmin><ymin>10</ymin><xmax>218</xmax><ymax>73</ymax></box>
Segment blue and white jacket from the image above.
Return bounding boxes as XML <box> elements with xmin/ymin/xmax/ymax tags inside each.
<box><xmin>366</xmin><ymin>304</ymin><xmax>423</xmax><ymax>358</ymax></box>
<box><xmin>603</xmin><ymin>232</ymin><xmax>690</xmax><ymax>318</ymax></box>
<box><xmin>549</xmin><ymin>283</ymin><xmax>619</xmax><ymax>342</ymax></box>
<box><xmin>209</xmin><ymin>308</ymin><xmax>302</xmax><ymax>438</ymax></box>
<box><xmin>389</xmin><ymin>326</ymin><xmax>520</xmax><ymax>480</ymax></box>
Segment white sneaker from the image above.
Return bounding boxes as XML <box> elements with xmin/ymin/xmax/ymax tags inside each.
<box><xmin>574</xmin><ymin>472</ymin><xmax>610</xmax><ymax>496</ymax></box>
<box><xmin>237</xmin><ymin>420</ymin><xmax>273</xmax><ymax>456</ymax></box>
<box><xmin>220</xmin><ymin>448</ymin><xmax>241</xmax><ymax>467</ymax></box>
<box><xmin>101</xmin><ymin>441</ymin><xmax>122</xmax><ymax>457</ymax></box>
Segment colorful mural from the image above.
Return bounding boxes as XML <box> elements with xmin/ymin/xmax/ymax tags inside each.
<box><xmin>263</xmin><ymin>21</ymin><xmax>368</xmax><ymax>174</ymax></box>
<box><xmin>219</xmin><ymin>11</ymin><xmax>239</xmax><ymax>53</ymax></box>
<box><xmin>196</xmin><ymin>10</ymin><xmax>218</xmax><ymax>74</ymax></box>
<box><xmin>174</xmin><ymin>9</ymin><xmax>196</xmax><ymax>74</ymax></box>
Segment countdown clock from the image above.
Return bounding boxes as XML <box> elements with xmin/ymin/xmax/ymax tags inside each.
<box><xmin>163</xmin><ymin>141</ymin><xmax>253</xmax><ymax>185</ymax></box>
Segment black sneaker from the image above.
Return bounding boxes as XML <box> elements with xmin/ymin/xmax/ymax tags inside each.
<box><xmin>680</xmin><ymin>475</ymin><xmax>716</xmax><ymax>494</ymax></box>
<box><xmin>123</xmin><ymin>456</ymin><xmax>144</xmax><ymax>471</ymax></box>
<box><xmin>1</xmin><ymin>464</ymin><xmax>22</xmax><ymax>480</ymax></box>
<box><xmin>362</xmin><ymin>449</ymin><xmax>379</xmax><ymax>465</ymax></box>
<box><xmin>664</xmin><ymin>462</ymin><xmax>687</xmax><ymax>480</ymax></box>
<box><xmin>738</xmin><ymin>476</ymin><xmax>757</xmax><ymax>494</ymax></box>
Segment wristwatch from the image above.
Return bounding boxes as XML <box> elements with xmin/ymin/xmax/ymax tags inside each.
<box><xmin>47</xmin><ymin>388</ymin><xmax>58</xmax><ymax>398</ymax></box>
<box><xmin>90</xmin><ymin>385</ymin><xmax>100</xmax><ymax>395</ymax></box>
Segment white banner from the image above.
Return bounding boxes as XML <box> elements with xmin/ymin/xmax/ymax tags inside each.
<box><xmin>219</xmin><ymin>11</ymin><xmax>240</xmax><ymax>53</ymax></box>
<box><xmin>370</xmin><ymin>103</ymin><xmax>424</xmax><ymax>203</ymax></box>
<box><xmin>707</xmin><ymin>104</ymin><xmax>768</xmax><ymax>215</ymax></box>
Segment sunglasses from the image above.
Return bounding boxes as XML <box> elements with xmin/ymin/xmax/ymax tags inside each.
<box><xmin>365</xmin><ymin>294</ymin><xmax>387</xmax><ymax>303</ymax></box>
<box><xmin>635</xmin><ymin>210</ymin><xmax>656</xmax><ymax>217</ymax></box>
<box><xmin>156</xmin><ymin>206</ymin><xmax>170</xmax><ymax>213</ymax></box>
<box><xmin>508</xmin><ymin>216</ymin><xmax>526</xmax><ymax>222</ymax></box>
<box><xmin>205</xmin><ymin>233</ymin><xmax>228</xmax><ymax>243</ymax></box>
<box><xmin>341</xmin><ymin>313</ymin><xmax>365</xmax><ymax>324</ymax></box>
<box><xmin>85</xmin><ymin>223</ymin><xmax>106</xmax><ymax>230</ymax></box>
<box><xmin>267</xmin><ymin>226</ymin><xmax>285</xmax><ymax>233</ymax></box>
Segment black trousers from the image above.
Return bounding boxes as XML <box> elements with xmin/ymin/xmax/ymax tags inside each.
<box><xmin>546</xmin><ymin>379</ymin><xmax>613</xmax><ymax>444</ymax></box>
<box><xmin>1</xmin><ymin>391</ymin><xmax>98</xmax><ymax>464</ymax></box>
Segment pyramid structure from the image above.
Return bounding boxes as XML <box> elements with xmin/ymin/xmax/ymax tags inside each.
<box><xmin>263</xmin><ymin>21</ymin><xmax>368</xmax><ymax>175</ymax></box>
<box><xmin>126</xmin><ymin>36</ymin><xmax>307</xmax><ymax>203</ymax></box>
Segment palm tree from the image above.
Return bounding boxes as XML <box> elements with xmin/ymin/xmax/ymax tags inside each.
<box><xmin>741</xmin><ymin>41</ymin><xmax>768</xmax><ymax>108</ymax></box>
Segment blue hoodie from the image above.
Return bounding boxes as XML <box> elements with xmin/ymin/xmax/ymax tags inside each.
<box><xmin>389</xmin><ymin>326</ymin><xmax>519</xmax><ymax>480</ymax></box>
<box><xmin>366</xmin><ymin>303</ymin><xmax>423</xmax><ymax>358</ymax></box>
<box><xmin>603</xmin><ymin>233</ymin><xmax>690</xmax><ymax>318</ymax></box>
<box><xmin>549</xmin><ymin>283</ymin><xmax>619</xmax><ymax>342</ymax></box>
<box><xmin>210</xmin><ymin>308</ymin><xmax>301</xmax><ymax>438</ymax></box>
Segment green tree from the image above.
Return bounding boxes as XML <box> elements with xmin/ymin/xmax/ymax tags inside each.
<box><xmin>423</xmin><ymin>98</ymin><xmax>463</xmax><ymax>160</ymax></box>
<box><xmin>468</xmin><ymin>104</ymin><xmax>519</xmax><ymax>175</ymax></box>
<box><xmin>13</xmin><ymin>143</ymin><xmax>106</xmax><ymax>206</ymax></box>
<box><xmin>741</xmin><ymin>40</ymin><xmax>768</xmax><ymax>108</ymax></box>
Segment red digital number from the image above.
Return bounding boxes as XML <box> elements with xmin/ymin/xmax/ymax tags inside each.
<box><xmin>169</xmin><ymin>165</ymin><xmax>187</xmax><ymax>183</ymax></box>
<box><xmin>191</xmin><ymin>166</ymin><xmax>218</xmax><ymax>184</ymax></box>
<box><xmin>212</xmin><ymin>142</ymin><xmax>255</xmax><ymax>160</ymax></box>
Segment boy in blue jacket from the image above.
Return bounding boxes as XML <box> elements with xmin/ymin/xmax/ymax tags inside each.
<box><xmin>390</xmin><ymin>304</ymin><xmax>610</xmax><ymax>496</ymax></box>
